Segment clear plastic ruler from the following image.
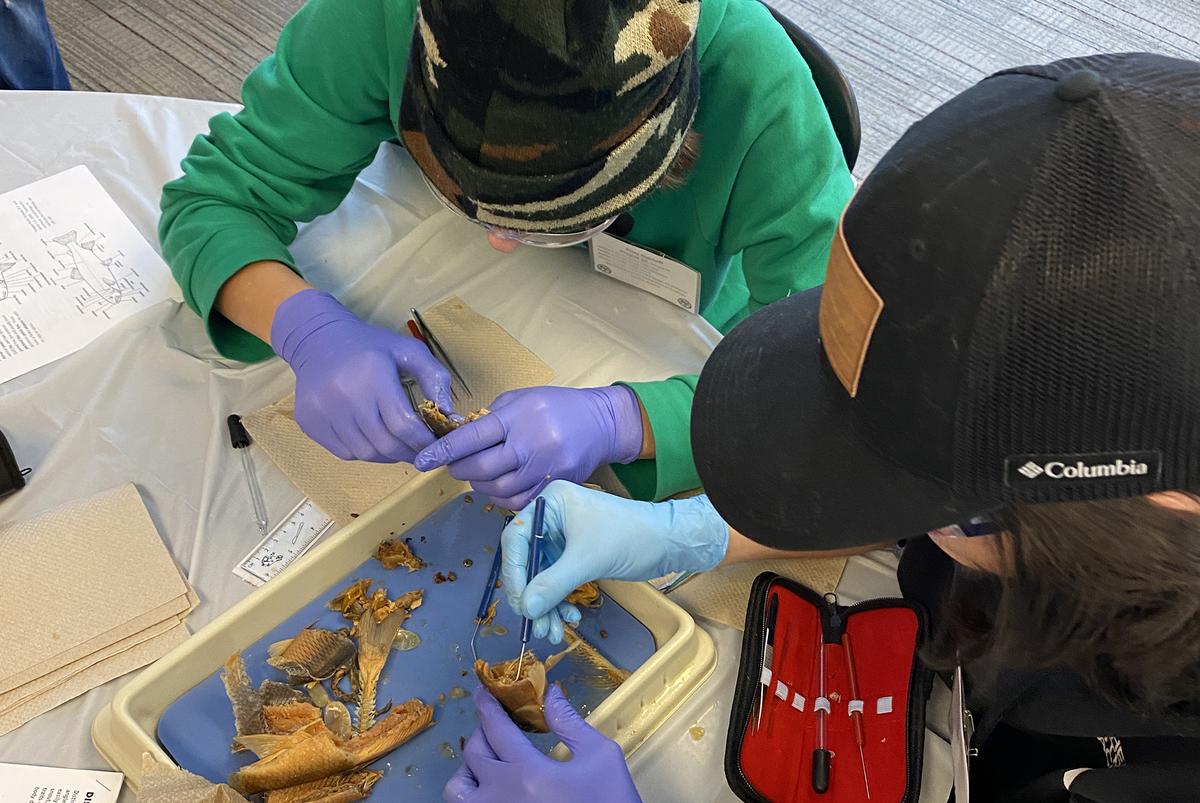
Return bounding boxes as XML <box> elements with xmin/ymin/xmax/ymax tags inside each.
<box><xmin>233</xmin><ymin>498</ymin><xmax>334</xmax><ymax>587</ymax></box>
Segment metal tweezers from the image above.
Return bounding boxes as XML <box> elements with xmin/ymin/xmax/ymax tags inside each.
<box><xmin>402</xmin><ymin>378</ymin><xmax>424</xmax><ymax>415</ymax></box>
<box><xmin>410</xmin><ymin>307</ymin><xmax>473</xmax><ymax>401</ymax></box>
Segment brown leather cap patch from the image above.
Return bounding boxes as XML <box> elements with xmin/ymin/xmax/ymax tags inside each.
<box><xmin>818</xmin><ymin>220</ymin><xmax>884</xmax><ymax>397</ymax></box>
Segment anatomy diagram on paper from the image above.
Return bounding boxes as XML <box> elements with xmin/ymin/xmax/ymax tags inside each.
<box><xmin>0</xmin><ymin>165</ymin><xmax>176</xmax><ymax>385</ymax></box>
<box><xmin>0</xmin><ymin>249</ymin><xmax>44</xmax><ymax>304</ymax></box>
<box><xmin>43</xmin><ymin>224</ymin><xmax>150</xmax><ymax>318</ymax></box>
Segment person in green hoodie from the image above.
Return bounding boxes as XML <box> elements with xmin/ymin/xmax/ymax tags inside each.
<box><xmin>160</xmin><ymin>0</ymin><xmax>853</xmax><ymax>510</ymax></box>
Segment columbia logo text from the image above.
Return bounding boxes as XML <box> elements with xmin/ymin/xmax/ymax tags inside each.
<box><xmin>1016</xmin><ymin>458</ymin><xmax>1149</xmax><ymax>480</ymax></box>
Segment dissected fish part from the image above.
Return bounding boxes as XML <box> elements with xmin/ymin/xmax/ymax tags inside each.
<box><xmin>229</xmin><ymin>700</ymin><xmax>434</xmax><ymax>795</ymax></box>
<box><xmin>139</xmin><ymin>753</ymin><xmax>250</xmax><ymax>803</ymax></box>
<box><xmin>418</xmin><ymin>401</ymin><xmax>489</xmax><ymax>438</ymax></box>
<box><xmin>330</xmin><ymin>665</ymin><xmax>355</xmax><ymax>702</ymax></box>
<box><xmin>261</xmin><ymin>680</ymin><xmax>308</xmax><ymax>707</ymax></box>
<box><xmin>392</xmin><ymin>628</ymin><xmax>422</xmax><ymax>652</ymax></box>
<box><xmin>565</xmin><ymin>582</ymin><xmax>603</xmax><ymax>609</ymax></box>
<box><xmin>235</xmin><ymin>719</ymin><xmax>329</xmax><ymax>758</ymax></box>
<box><xmin>327</xmin><ymin>579</ymin><xmax>373</xmax><ymax>621</ymax></box>
<box><xmin>264</xmin><ymin>702</ymin><xmax>324</xmax><ymax>735</ymax></box>
<box><xmin>474</xmin><ymin>655</ymin><xmax>552</xmax><ymax>732</ymax></box>
<box><xmin>474</xmin><ymin>635</ymin><xmax>614</xmax><ymax>732</ymax></box>
<box><xmin>355</xmin><ymin>592</ymin><xmax>423</xmax><ymax>731</ymax></box>
<box><xmin>323</xmin><ymin>701</ymin><xmax>354</xmax><ymax>742</ymax></box>
<box><xmin>222</xmin><ymin>653</ymin><xmax>267</xmax><ymax>747</ymax></box>
<box><xmin>305</xmin><ymin>681</ymin><xmax>331</xmax><ymax>709</ymax></box>
<box><xmin>267</xmin><ymin>628</ymin><xmax>356</xmax><ymax>683</ymax></box>
<box><xmin>374</xmin><ymin>539</ymin><xmax>426</xmax><ymax>572</ymax></box>
<box><xmin>563</xmin><ymin>627</ymin><xmax>631</xmax><ymax>689</ymax></box>
<box><xmin>479</xmin><ymin>599</ymin><xmax>500</xmax><ymax>626</ymax></box>
<box><xmin>355</xmin><ymin>588</ymin><xmax>424</xmax><ymax>634</ymax></box>
<box><xmin>264</xmin><ymin>770</ymin><xmax>383</xmax><ymax>803</ymax></box>
<box><xmin>371</xmin><ymin>588</ymin><xmax>424</xmax><ymax>622</ymax></box>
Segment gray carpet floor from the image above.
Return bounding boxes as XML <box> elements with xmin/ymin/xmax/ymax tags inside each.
<box><xmin>778</xmin><ymin>0</ymin><xmax>1200</xmax><ymax>173</ymax></box>
<box><xmin>46</xmin><ymin>0</ymin><xmax>1200</xmax><ymax>175</ymax></box>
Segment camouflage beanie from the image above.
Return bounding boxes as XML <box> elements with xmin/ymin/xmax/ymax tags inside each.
<box><xmin>400</xmin><ymin>0</ymin><xmax>701</xmax><ymax>234</ymax></box>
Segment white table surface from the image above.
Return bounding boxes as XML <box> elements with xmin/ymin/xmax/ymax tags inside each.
<box><xmin>0</xmin><ymin>90</ymin><xmax>950</xmax><ymax>803</ymax></box>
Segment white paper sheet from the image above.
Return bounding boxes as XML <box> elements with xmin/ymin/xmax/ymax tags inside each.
<box><xmin>0</xmin><ymin>761</ymin><xmax>123</xmax><ymax>803</ymax></box>
<box><xmin>0</xmin><ymin>166</ymin><xmax>177</xmax><ymax>384</ymax></box>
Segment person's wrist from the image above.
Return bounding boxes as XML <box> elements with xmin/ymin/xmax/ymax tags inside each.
<box><xmin>593</xmin><ymin>384</ymin><xmax>644</xmax><ymax>465</ymax></box>
<box><xmin>269</xmin><ymin>289</ymin><xmax>354</xmax><ymax>363</ymax></box>
<box><xmin>663</xmin><ymin>494</ymin><xmax>729</xmax><ymax>573</ymax></box>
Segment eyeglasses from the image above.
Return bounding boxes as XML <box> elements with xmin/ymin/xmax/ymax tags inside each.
<box><xmin>421</xmin><ymin>172</ymin><xmax>617</xmax><ymax>248</ymax></box>
<box><xmin>934</xmin><ymin>514</ymin><xmax>1003</xmax><ymax>538</ymax></box>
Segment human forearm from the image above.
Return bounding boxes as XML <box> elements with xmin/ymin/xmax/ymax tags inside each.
<box><xmin>158</xmin><ymin>0</ymin><xmax>400</xmax><ymax>359</ymax></box>
<box><xmin>612</xmin><ymin>376</ymin><xmax>701</xmax><ymax>499</ymax></box>
<box><xmin>215</xmin><ymin>260</ymin><xmax>313</xmax><ymax>345</ymax></box>
<box><xmin>720</xmin><ymin>526</ymin><xmax>889</xmax><ymax>566</ymax></box>
<box><xmin>637</xmin><ymin>393</ymin><xmax>655</xmax><ymax>459</ymax></box>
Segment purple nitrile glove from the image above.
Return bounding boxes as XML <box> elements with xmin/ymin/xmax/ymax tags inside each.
<box><xmin>413</xmin><ymin>384</ymin><xmax>643</xmax><ymax>510</ymax></box>
<box><xmin>271</xmin><ymin>290</ymin><xmax>452</xmax><ymax>463</ymax></box>
<box><xmin>443</xmin><ymin>686</ymin><xmax>642</xmax><ymax>803</ymax></box>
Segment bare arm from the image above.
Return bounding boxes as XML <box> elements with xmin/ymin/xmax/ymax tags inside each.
<box><xmin>720</xmin><ymin>526</ymin><xmax>891</xmax><ymax>567</ymax></box>
<box><xmin>215</xmin><ymin>260</ymin><xmax>314</xmax><ymax>345</ymax></box>
<box><xmin>638</xmin><ymin>400</ymin><xmax>655</xmax><ymax>460</ymax></box>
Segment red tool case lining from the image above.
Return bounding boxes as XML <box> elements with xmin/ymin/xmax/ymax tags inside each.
<box><xmin>725</xmin><ymin>574</ymin><xmax>931</xmax><ymax>802</ymax></box>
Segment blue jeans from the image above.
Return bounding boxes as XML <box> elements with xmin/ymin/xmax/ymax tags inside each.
<box><xmin>0</xmin><ymin>0</ymin><xmax>70</xmax><ymax>90</ymax></box>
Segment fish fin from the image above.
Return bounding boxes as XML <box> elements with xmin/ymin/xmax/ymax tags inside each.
<box><xmin>544</xmin><ymin>639</ymin><xmax>583</xmax><ymax>672</ymax></box>
<box><xmin>354</xmin><ymin>607</ymin><xmax>409</xmax><ymax>731</ymax></box>
<box><xmin>266</xmin><ymin>639</ymin><xmax>294</xmax><ymax>663</ymax></box>
<box><xmin>232</xmin><ymin>733</ymin><xmax>293</xmax><ymax>759</ymax></box>
<box><xmin>560</xmin><ymin>629</ymin><xmax>631</xmax><ymax>689</ymax></box>
<box><xmin>234</xmin><ymin>719</ymin><xmax>328</xmax><ymax>758</ymax></box>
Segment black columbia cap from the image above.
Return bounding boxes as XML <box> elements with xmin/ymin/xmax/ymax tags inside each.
<box><xmin>693</xmin><ymin>53</ymin><xmax>1200</xmax><ymax>551</ymax></box>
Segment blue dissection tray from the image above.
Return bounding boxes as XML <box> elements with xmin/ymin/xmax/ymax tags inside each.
<box><xmin>157</xmin><ymin>494</ymin><xmax>656</xmax><ymax>798</ymax></box>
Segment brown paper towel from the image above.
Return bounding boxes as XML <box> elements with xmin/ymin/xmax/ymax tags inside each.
<box><xmin>667</xmin><ymin>557</ymin><xmax>847</xmax><ymax>631</ymax></box>
<box><xmin>0</xmin><ymin>621</ymin><xmax>189</xmax><ymax>737</ymax></box>
<box><xmin>417</xmin><ymin>296</ymin><xmax>556</xmax><ymax>411</ymax></box>
<box><xmin>0</xmin><ymin>484</ymin><xmax>195</xmax><ymax>736</ymax></box>
<box><xmin>2</xmin><ymin>589</ymin><xmax>197</xmax><ymax>695</ymax></box>
<box><xmin>0</xmin><ymin>611</ymin><xmax>189</xmax><ymax>713</ymax></box>
<box><xmin>0</xmin><ymin>484</ymin><xmax>194</xmax><ymax>694</ymax></box>
<box><xmin>138</xmin><ymin>754</ymin><xmax>250</xmax><ymax>803</ymax></box>
<box><xmin>243</xmin><ymin>296</ymin><xmax>554</xmax><ymax>525</ymax></box>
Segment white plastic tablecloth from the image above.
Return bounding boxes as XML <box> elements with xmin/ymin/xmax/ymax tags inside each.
<box><xmin>0</xmin><ymin>91</ymin><xmax>949</xmax><ymax>802</ymax></box>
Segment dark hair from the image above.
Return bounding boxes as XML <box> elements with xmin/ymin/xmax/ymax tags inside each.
<box><xmin>659</xmin><ymin>129</ymin><xmax>702</xmax><ymax>190</ymax></box>
<box><xmin>933</xmin><ymin>495</ymin><xmax>1200</xmax><ymax>716</ymax></box>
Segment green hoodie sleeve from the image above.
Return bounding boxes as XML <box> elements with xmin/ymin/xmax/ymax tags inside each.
<box><xmin>158</xmin><ymin>0</ymin><xmax>408</xmax><ymax>361</ymax></box>
<box><xmin>612</xmin><ymin>375</ymin><xmax>700</xmax><ymax>501</ymax></box>
<box><xmin>610</xmin><ymin>2</ymin><xmax>851</xmax><ymax>501</ymax></box>
<box><xmin>719</xmin><ymin>37</ymin><xmax>855</xmax><ymax>326</ymax></box>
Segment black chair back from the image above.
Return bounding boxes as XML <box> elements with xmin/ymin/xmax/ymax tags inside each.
<box><xmin>763</xmin><ymin>3</ymin><xmax>861</xmax><ymax>170</ymax></box>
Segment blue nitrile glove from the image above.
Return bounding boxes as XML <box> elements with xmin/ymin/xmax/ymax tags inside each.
<box><xmin>271</xmin><ymin>290</ymin><xmax>452</xmax><ymax>463</ymax></box>
<box><xmin>413</xmin><ymin>385</ymin><xmax>644</xmax><ymax>510</ymax></box>
<box><xmin>443</xmin><ymin>685</ymin><xmax>641</xmax><ymax>803</ymax></box>
<box><xmin>501</xmin><ymin>480</ymin><xmax>729</xmax><ymax>643</ymax></box>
